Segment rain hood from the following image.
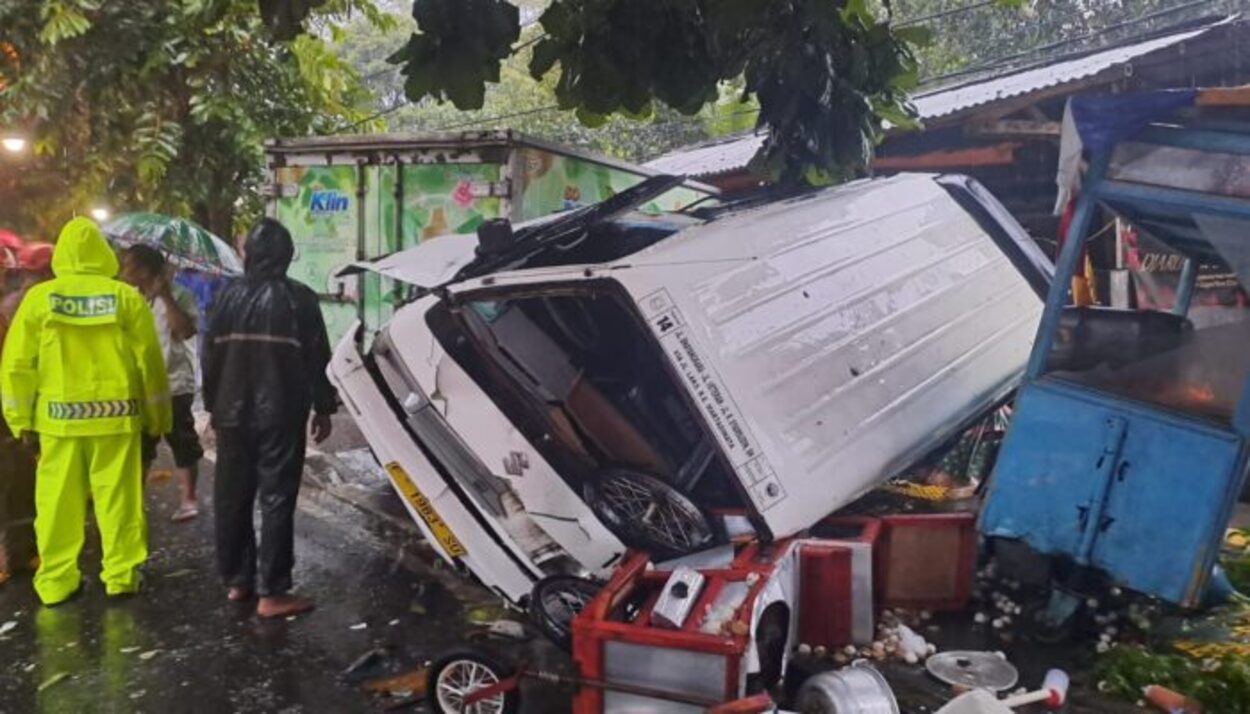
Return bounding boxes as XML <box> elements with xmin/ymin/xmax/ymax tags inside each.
<box><xmin>243</xmin><ymin>218</ymin><xmax>294</xmax><ymax>279</ymax></box>
<box><xmin>52</xmin><ymin>218</ymin><xmax>120</xmax><ymax>278</ymax></box>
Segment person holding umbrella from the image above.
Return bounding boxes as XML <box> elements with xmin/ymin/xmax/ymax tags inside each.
<box><xmin>1</xmin><ymin>218</ymin><xmax>171</xmax><ymax>605</ymax></box>
<box><xmin>120</xmin><ymin>244</ymin><xmax>204</xmax><ymax>522</ymax></box>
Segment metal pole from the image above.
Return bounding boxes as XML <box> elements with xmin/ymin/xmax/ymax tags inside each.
<box><xmin>1025</xmin><ymin>153</ymin><xmax>1110</xmax><ymax>379</ymax></box>
<box><xmin>1173</xmin><ymin>256</ymin><xmax>1198</xmax><ymax>316</ymax></box>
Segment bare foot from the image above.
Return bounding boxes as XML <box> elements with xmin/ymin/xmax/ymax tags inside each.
<box><xmin>171</xmin><ymin>504</ymin><xmax>199</xmax><ymax>522</ymax></box>
<box><xmin>227</xmin><ymin>587</ymin><xmax>253</xmax><ymax>602</ymax></box>
<box><xmin>257</xmin><ymin>594</ymin><xmax>315</xmax><ymax>619</ymax></box>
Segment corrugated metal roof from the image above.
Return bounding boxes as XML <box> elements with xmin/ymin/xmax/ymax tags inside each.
<box><xmin>644</xmin><ymin>20</ymin><xmax>1225</xmax><ymax>178</ymax></box>
<box><xmin>912</xmin><ymin>23</ymin><xmax>1216</xmax><ymax>120</ymax></box>
<box><xmin>644</xmin><ymin>132</ymin><xmax>768</xmax><ymax>177</ymax></box>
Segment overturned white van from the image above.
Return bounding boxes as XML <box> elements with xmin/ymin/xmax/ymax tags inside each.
<box><xmin>329</xmin><ymin>173</ymin><xmax>1050</xmax><ymax>604</ymax></box>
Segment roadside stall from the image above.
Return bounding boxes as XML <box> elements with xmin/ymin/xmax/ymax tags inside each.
<box><xmin>982</xmin><ymin>88</ymin><xmax>1250</xmax><ymax>633</ymax></box>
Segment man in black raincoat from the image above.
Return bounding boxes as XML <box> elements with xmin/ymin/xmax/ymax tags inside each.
<box><xmin>202</xmin><ymin>218</ymin><xmax>336</xmax><ymax>618</ymax></box>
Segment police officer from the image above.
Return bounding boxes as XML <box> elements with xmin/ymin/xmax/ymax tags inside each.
<box><xmin>1</xmin><ymin>217</ymin><xmax>171</xmax><ymax>605</ymax></box>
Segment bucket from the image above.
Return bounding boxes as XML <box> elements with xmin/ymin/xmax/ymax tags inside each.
<box><xmin>796</xmin><ymin>662</ymin><xmax>900</xmax><ymax>714</ymax></box>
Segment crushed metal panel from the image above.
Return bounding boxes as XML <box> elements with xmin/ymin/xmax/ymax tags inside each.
<box><xmin>385</xmin><ymin>294</ymin><xmax>624</xmax><ymax>569</ymax></box>
<box><xmin>430</xmin><ymin>346</ymin><xmax>626</xmax><ymax>571</ymax></box>
<box><xmin>327</xmin><ymin>326</ymin><xmax>539</xmax><ymax>601</ymax></box>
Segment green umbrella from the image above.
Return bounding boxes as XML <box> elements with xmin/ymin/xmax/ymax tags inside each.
<box><xmin>102</xmin><ymin>213</ymin><xmax>243</xmax><ymax>276</ymax></box>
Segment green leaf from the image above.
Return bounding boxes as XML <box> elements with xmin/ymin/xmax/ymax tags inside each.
<box><xmin>840</xmin><ymin>0</ymin><xmax>875</xmax><ymax>26</ymax></box>
<box><xmin>894</xmin><ymin>25</ymin><xmax>932</xmax><ymax>48</ymax></box>
<box><xmin>528</xmin><ymin>37</ymin><xmax>561</xmax><ymax>78</ymax></box>
<box><xmin>575</xmin><ymin>107</ymin><xmax>610</xmax><ymax>128</ymax></box>
<box><xmin>392</xmin><ymin>0</ymin><xmax>519</xmax><ymax>109</ymax></box>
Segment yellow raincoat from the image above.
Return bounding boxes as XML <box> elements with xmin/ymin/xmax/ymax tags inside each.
<box><xmin>1</xmin><ymin>218</ymin><xmax>171</xmax><ymax>604</ymax></box>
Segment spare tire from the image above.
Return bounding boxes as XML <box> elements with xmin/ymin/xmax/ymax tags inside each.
<box><xmin>527</xmin><ymin>574</ymin><xmax>601</xmax><ymax>651</ymax></box>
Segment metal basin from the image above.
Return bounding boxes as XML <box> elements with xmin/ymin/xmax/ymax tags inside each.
<box><xmin>796</xmin><ymin>662</ymin><xmax>900</xmax><ymax>714</ymax></box>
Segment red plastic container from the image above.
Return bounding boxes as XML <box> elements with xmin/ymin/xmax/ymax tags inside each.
<box><xmin>571</xmin><ymin>543</ymin><xmax>795</xmax><ymax>713</ymax></box>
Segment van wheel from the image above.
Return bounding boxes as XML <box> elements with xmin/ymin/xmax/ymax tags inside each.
<box><xmin>584</xmin><ymin>469</ymin><xmax>716</xmax><ymax>560</ymax></box>
<box><xmin>428</xmin><ymin>647</ymin><xmax>519</xmax><ymax>714</ymax></box>
<box><xmin>527</xmin><ymin>574</ymin><xmax>600</xmax><ymax>651</ymax></box>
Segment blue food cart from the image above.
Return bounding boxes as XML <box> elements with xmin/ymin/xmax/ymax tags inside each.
<box><xmin>981</xmin><ymin>89</ymin><xmax>1250</xmax><ymax>619</ymax></box>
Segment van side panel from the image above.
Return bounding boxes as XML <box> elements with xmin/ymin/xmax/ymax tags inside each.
<box><xmin>618</xmin><ymin>175</ymin><xmax>1044</xmax><ymax>536</ymax></box>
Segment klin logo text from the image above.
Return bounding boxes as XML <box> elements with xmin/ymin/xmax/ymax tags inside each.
<box><xmin>309</xmin><ymin>190</ymin><xmax>350</xmax><ymax>216</ymax></box>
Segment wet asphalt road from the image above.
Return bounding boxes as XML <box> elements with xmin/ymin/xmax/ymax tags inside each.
<box><xmin>0</xmin><ymin>432</ymin><xmax>1161</xmax><ymax>714</ymax></box>
<box><xmin>0</xmin><ymin>458</ymin><xmax>569</xmax><ymax>714</ymax></box>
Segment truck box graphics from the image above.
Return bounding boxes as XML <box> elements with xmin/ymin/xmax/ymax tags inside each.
<box><xmin>266</xmin><ymin>132</ymin><xmax>716</xmax><ymax>343</ymax></box>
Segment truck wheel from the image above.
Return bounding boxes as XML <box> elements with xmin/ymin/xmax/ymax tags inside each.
<box><xmin>527</xmin><ymin>574</ymin><xmax>600</xmax><ymax>651</ymax></box>
<box><xmin>584</xmin><ymin>469</ymin><xmax>717</xmax><ymax>560</ymax></box>
<box><xmin>428</xmin><ymin>647</ymin><xmax>519</xmax><ymax>714</ymax></box>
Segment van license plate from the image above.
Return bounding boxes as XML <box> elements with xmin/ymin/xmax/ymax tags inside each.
<box><xmin>384</xmin><ymin>462</ymin><xmax>467</xmax><ymax>558</ymax></box>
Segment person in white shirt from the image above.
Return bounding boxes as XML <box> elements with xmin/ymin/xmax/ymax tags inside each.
<box><xmin>121</xmin><ymin>245</ymin><xmax>204</xmax><ymax>522</ymax></box>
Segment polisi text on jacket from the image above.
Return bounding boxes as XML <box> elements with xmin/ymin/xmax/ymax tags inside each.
<box><xmin>49</xmin><ymin>294</ymin><xmax>117</xmax><ymax>318</ymax></box>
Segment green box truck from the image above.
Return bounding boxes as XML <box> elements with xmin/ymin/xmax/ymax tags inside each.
<box><xmin>264</xmin><ymin>131</ymin><xmax>717</xmax><ymax>341</ymax></box>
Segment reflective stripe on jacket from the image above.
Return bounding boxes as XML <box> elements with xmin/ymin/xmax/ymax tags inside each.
<box><xmin>0</xmin><ymin>218</ymin><xmax>172</xmax><ymax>437</ymax></box>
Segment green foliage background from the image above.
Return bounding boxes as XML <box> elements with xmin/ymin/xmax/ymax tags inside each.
<box><xmin>0</xmin><ymin>0</ymin><xmax>383</xmax><ymax>240</ymax></box>
<box><xmin>0</xmin><ymin>0</ymin><xmax>1233</xmax><ymax>240</ymax></box>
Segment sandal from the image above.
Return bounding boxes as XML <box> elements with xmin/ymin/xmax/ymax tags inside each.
<box><xmin>171</xmin><ymin>504</ymin><xmax>199</xmax><ymax>522</ymax></box>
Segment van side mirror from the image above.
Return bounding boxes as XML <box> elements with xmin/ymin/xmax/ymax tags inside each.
<box><xmin>477</xmin><ymin>219</ymin><xmax>514</xmax><ymax>257</ymax></box>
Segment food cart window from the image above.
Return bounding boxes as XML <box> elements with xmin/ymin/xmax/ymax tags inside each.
<box><xmin>1043</xmin><ymin>214</ymin><xmax>1250</xmax><ymax>423</ymax></box>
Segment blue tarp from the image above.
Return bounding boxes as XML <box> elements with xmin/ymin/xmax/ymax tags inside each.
<box><xmin>1070</xmin><ymin>89</ymin><xmax>1199</xmax><ymax>153</ymax></box>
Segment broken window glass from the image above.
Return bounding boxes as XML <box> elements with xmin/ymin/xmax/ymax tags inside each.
<box><xmin>1044</xmin><ymin>212</ymin><xmax>1250</xmax><ymax>423</ymax></box>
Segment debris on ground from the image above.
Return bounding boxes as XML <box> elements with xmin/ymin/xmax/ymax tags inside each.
<box><xmin>817</xmin><ymin>609</ymin><xmax>940</xmax><ymax>666</ymax></box>
<box><xmin>483</xmin><ymin>619</ymin><xmax>528</xmax><ymax>641</ymax></box>
<box><xmin>925</xmin><ymin>651</ymin><xmax>1018</xmax><ymax>692</ymax></box>
<box><xmin>138</xmin><ymin>650</ymin><xmax>160</xmax><ymax>661</ymax></box>
<box><xmin>37</xmin><ymin>672</ymin><xmax>69</xmax><ymax>692</ymax></box>
<box><xmin>1143</xmin><ymin>684</ymin><xmax>1203</xmax><ymax>713</ymax></box>
<box><xmin>0</xmin><ymin>620</ymin><xmax>17</xmax><ymax>636</ymax></box>
<box><xmin>363</xmin><ymin>666</ymin><xmax>429</xmax><ymax>699</ymax></box>
<box><xmin>463</xmin><ymin>604</ymin><xmax>510</xmax><ymax>625</ymax></box>
<box><xmin>349</xmin><ymin>622</ymin><xmax>368</xmax><ymax>631</ymax></box>
<box><xmin>343</xmin><ymin>647</ymin><xmax>388</xmax><ymax>676</ymax></box>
